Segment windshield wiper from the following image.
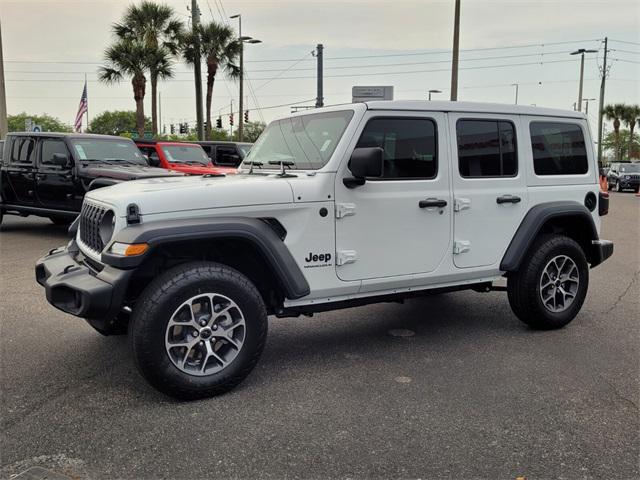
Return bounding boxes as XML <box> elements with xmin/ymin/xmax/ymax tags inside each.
<box><xmin>104</xmin><ymin>157</ymin><xmax>144</xmax><ymax>166</ymax></box>
<box><xmin>268</xmin><ymin>160</ymin><xmax>297</xmax><ymax>177</ymax></box>
<box><xmin>243</xmin><ymin>161</ymin><xmax>263</xmax><ymax>174</ymax></box>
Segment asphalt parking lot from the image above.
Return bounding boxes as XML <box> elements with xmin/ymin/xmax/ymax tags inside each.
<box><xmin>1</xmin><ymin>193</ymin><xmax>638</xmax><ymax>480</ymax></box>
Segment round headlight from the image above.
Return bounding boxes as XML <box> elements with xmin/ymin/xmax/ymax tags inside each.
<box><xmin>624</xmin><ymin>175</ymin><xmax>630</xmax><ymax>180</ymax></box>
<box><xmin>99</xmin><ymin>210</ymin><xmax>115</xmax><ymax>247</ymax></box>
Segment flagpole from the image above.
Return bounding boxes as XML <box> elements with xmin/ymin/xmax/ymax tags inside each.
<box><xmin>84</xmin><ymin>74</ymin><xmax>89</xmax><ymax>132</ymax></box>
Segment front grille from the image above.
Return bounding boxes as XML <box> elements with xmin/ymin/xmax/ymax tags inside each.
<box><xmin>79</xmin><ymin>202</ymin><xmax>108</xmax><ymax>253</ymax></box>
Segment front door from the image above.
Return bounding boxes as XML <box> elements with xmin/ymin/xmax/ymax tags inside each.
<box><xmin>449</xmin><ymin>114</ymin><xmax>528</xmax><ymax>268</ymax></box>
<box><xmin>36</xmin><ymin>138</ymin><xmax>75</xmax><ymax>210</ymax></box>
<box><xmin>335</xmin><ymin>112</ymin><xmax>451</xmax><ymax>281</ymax></box>
<box><xmin>5</xmin><ymin>137</ymin><xmax>37</xmax><ymax>205</ymax></box>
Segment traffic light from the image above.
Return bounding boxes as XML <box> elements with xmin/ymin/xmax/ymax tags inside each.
<box><xmin>229</xmin><ymin>114</ymin><xmax>234</xmax><ymax>126</ymax></box>
<box><xmin>170</xmin><ymin>124</ymin><xmax>175</xmax><ymax>134</ymax></box>
<box><xmin>244</xmin><ymin>110</ymin><xmax>249</xmax><ymax>123</ymax></box>
<box><xmin>179</xmin><ymin>123</ymin><xmax>187</xmax><ymax>134</ymax></box>
<box><xmin>216</xmin><ymin>116</ymin><xmax>222</xmax><ymax>129</ymax></box>
<box><xmin>204</xmin><ymin>121</ymin><xmax>208</xmax><ymax>131</ymax></box>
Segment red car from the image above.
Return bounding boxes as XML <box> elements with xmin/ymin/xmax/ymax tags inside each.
<box><xmin>134</xmin><ymin>140</ymin><xmax>237</xmax><ymax>175</ymax></box>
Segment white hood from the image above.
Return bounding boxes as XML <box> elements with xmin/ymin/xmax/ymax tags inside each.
<box><xmin>85</xmin><ymin>173</ymin><xmax>295</xmax><ymax>216</ymax></box>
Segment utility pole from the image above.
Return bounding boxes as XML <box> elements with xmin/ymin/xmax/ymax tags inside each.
<box><xmin>158</xmin><ymin>91</ymin><xmax>162</xmax><ymax>137</ymax></box>
<box><xmin>450</xmin><ymin>0</ymin><xmax>461</xmax><ymax>101</ymax></box>
<box><xmin>237</xmin><ymin>15</ymin><xmax>244</xmax><ymax>141</ymax></box>
<box><xmin>583</xmin><ymin>98</ymin><xmax>596</xmax><ymax>116</ymax></box>
<box><xmin>315</xmin><ymin>44</ymin><xmax>324</xmax><ymax>108</ymax></box>
<box><xmin>511</xmin><ymin>83</ymin><xmax>519</xmax><ymax>104</ymax></box>
<box><xmin>597</xmin><ymin>37</ymin><xmax>608</xmax><ymax>167</ymax></box>
<box><xmin>0</xmin><ymin>21</ymin><xmax>8</xmax><ymax>139</ymax></box>
<box><xmin>570</xmin><ymin>48</ymin><xmax>597</xmax><ymax>112</ymax></box>
<box><xmin>191</xmin><ymin>0</ymin><xmax>204</xmax><ymax>140</ymax></box>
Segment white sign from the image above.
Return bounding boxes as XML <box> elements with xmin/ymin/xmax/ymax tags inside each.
<box><xmin>352</xmin><ymin>86</ymin><xmax>394</xmax><ymax>103</ymax></box>
<box><xmin>32</xmin><ymin>125</ymin><xmax>42</xmax><ymax>133</ymax></box>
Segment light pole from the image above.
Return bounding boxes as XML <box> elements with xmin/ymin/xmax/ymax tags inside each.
<box><xmin>231</xmin><ymin>14</ymin><xmax>261</xmax><ymax>142</ymax></box>
<box><xmin>428</xmin><ymin>89</ymin><xmax>442</xmax><ymax>101</ymax></box>
<box><xmin>570</xmin><ymin>48</ymin><xmax>597</xmax><ymax>112</ymax></box>
<box><xmin>583</xmin><ymin>98</ymin><xmax>596</xmax><ymax>115</ymax></box>
<box><xmin>511</xmin><ymin>83</ymin><xmax>519</xmax><ymax>104</ymax></box>
<box><xmin>450</xmin><ymin>0</ymin><xmax>461</xmax><ymax>101</ymax></box>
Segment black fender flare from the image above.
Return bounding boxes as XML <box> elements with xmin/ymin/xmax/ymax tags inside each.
<box><xmin>101</xmin><ymin>216</ymin><xmax>310</xmax><ymax>300</ymax></box>
<box><xmin>500</xmin><ymin>201</ymin><xmax>599</xmax><ymax>272</ymax></box>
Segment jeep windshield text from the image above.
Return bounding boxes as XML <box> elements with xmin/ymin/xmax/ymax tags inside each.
<box><xmin>35</xmin><ymin>101</ymin><xmax>613</xmax><ymax>399</ymax></box>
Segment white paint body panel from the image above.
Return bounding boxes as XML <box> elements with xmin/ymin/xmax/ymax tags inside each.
<box><xmin>79</xmin><ymin>101</ymin><xmax>601</xmax><ymax>308</ymax></box>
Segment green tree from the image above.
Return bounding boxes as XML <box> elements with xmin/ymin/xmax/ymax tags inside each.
<box><xmin>602</xmin><ymin>129</ymin><xmax>640</xmax><ymax>162</ymax></box>
<box><xmin>7</xmin><ymin>112</ymin><xmax>71</xmax><ymax>133</ymax></box>
<box><xmin>621</xmin><ymin>104</ymin><xmax>640</xmax><ymax>161</ymax></box>
<box><xmin>234</xmin><ymin>121</ymin><xmax>265</xmax><ymax>142</ymax></box>
<box><xmin>113</xmin><ymin>1</ymin><xmax>183</xmax><ymax>136</ymax></box>
<box><xmin>88</xmin><ymin>110</ymin><xmax>151</xmax><ymax>135</ymax></box>
<box><xmin>603</xmin><ymin>103</ymin><xmax>627</xmax><ymax>161</ymax></box>
<box><xmin>99</xmin><ymin>39</ymin><xmax>152</xmax><ymax>137</ymax></box>
<box><xmin>181</xmin><ymin>21</ymin><xmax>240</xmax><ymax>140</ymax></box>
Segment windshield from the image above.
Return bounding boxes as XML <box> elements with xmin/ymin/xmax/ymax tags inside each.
<box><xmin>71</xmin><ymin>138</ymin><xmax>145</xmax><ymax>164</ymax></box>
<box><xmin>619</xmin><ymin>164</ymin><xmax>640</xmax><ymax>173</ymax></box>
<box><xmin>161</xmin><ymin>145</ymin><xmax>210</xmax><ymax>165</ymax></box>
<box><xmin>238</xmin><ymin>144</ymin><xmax>251</xmax><ymax>159</ymax></box>
<box><xmin>243</xmin><ymin>110</ymin><xmax>354</xmax><ymax>170</ymax></box>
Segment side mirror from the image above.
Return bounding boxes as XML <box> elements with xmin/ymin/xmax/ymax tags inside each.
<box><xmin>344</xmin><ymin>147</ymin><xmax>384</xmax><ymax>188</ymax></box>
<box><xmin>148</xmin><ymin>155</ymin><xmax>161</xmax><ymax>168</ymax></box>
<box><xmin>52</xmin><ymin>153</ymin><xmax>71</xmax><ymax>168</ymax></box>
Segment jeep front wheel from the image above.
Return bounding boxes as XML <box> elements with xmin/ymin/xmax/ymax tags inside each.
<box><xmin>129</xmin><ymin>261</ymin><xmax>268</xmax><ymax>400</ymax></box>
<box><xmin>507</xmin><ymin>235</ymin><xmax>589</xmax><ymax>330</ymax></box>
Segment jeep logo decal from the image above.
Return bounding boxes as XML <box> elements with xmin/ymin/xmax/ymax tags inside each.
<box><xmin>303</xmin><ymin>252</ymin><xmax>332</xmax><ymax>268</ymax></box>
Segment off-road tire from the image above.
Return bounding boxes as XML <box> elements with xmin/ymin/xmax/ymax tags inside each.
<box><xmin>615</xmin><ymin>181</ymin><xmax>622</xmax><ymax>192</ymax></box>
<box><xmin>507</xmin><ymin>234</ymin><xmax>589</xmax><ymax>330</ymax></box>
<box><xmin>129</xmin><ymin>261</ymin><xmax>268</xmax><ymax>400</ymax></box>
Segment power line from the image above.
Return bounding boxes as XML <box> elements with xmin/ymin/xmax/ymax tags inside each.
<box><xmin>609</xmin><ymin>39</ymin><xmax>640</xmax><ymax>46</ymax></box>
<box><xmin>4</xmin><ymin>38</ymin><xmax>604</xmax><ymax>66</ymax></box>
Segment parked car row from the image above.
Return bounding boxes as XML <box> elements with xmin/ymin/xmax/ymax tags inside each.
<box><xmin>0</xmin><ymin>133</ymin><xmax>251</xmax><ymax>225</ymax></box>
<box><xmin>606</xmin><ymin>162</ymin><xmax>640</xmax><ymax>192</ymax></box>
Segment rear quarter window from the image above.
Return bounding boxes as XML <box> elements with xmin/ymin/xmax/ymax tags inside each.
<box><xmin>530</xmin><ymin>122</ymin><xmax>588</xmax><ymax>175</ymax></box>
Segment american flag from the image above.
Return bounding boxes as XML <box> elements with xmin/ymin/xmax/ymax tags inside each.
<box><xmin>74</xmin><ymin>81</ymin><xmax>88</xmax><ymax>132</ymax></box>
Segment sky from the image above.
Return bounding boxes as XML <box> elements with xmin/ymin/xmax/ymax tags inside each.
<box><xmin>1</xmin><ymin>0</ymin><xmax>639</xmax><ymax>136</ymax></box>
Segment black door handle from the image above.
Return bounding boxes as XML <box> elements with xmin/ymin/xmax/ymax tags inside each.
<box><xmin>496</xmin><ymin>195</ymin><xmax>521</xmax><ymax>204</ymax></box>
<box><xmin>419</xmin><ymin>198</ymin><xmax>447</xmax><ymax>209</ymax></box>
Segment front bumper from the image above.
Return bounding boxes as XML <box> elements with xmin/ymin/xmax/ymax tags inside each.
<box><xmin>619</xmin><ymin>177</ymin><xmax>640</xmax><ymax>189</ymax></box>
<box><xmin>591</xmin><ymin>239</ymin><xmax>614</xmax><ymax>268</ymax></box>
<box><xmin>35</xmin><ymin>242</ymin><xmax>131</xmax><ymax>320</ymax></box>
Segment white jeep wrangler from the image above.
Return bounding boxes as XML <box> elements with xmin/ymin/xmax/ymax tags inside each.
<box><xmin>36</xmin><ymin>101</ymin><xmax>613</xmax><ymax>399</ymax></box>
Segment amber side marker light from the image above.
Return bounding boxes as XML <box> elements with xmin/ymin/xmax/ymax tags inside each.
<box><xmin>110</xmin><ymin>242</ymin><xmax>149</xmax><ymax>256</ymax></box>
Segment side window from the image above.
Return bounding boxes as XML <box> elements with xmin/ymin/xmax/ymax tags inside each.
<box><xmin>530</xmin><ymin>122</ymin><xmax>588</xmax><ymax>175</ymax></box>
<box><xmin>40</xmin><ymin>139</ymin><xmax>69</xmax><ymax>165</ymax></box>
<box><xmin>457</xmin><ymin>119</ymin><xmax>517</xmax><ymax>177</ymax></box>
<box><xmin>10</xmin><ymin>138</ymin><xmax>35</xmax><ymax>165</ymax></box>
<box><xmin>355</xmin><ymin>117</ymin><xmax>437</xmax><ymax>179</ymax></box>
<box><xmin>216</xmin><ymin>146</ymin><xmax>241</xmax><ymax>166</ymax></box>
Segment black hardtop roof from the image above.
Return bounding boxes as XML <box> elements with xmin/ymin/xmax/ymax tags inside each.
<box><xmin>7</xmin><ymin>132</ymin><xmax>132</xmax><ymax>141</ymax></box>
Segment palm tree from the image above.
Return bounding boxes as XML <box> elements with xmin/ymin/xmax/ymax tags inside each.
<box><xmin>621</xmin><ymin>104</ymin><xmax>640</xmax><ymax>160</ymax></box>
<box><xmin>114</xmin><ymin>1</ymin><xmax>183</xmax><ymax>136</ymax></box>
<box><xmin>182</xmin><ymin>21</ymin><xmax>240</xmax><ymax>140</ymax></box>
<box><xmin>603</xmin><ymin>103</ymin><xmax>627</xmax><ymax>161</ymax></box>
<box><xmin>99</xmin><ymin>39</ymin><xmax>150</xmax><ymax>137</ymax></box>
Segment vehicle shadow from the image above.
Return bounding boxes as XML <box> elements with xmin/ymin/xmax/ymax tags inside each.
<box><xmin>25</xmin><ymin>293</ymin><xmax>529</xmax><ymax>404</ymax></box>
<box><xmin>0</xmin><ymin>218</ymin><xmax>70</xmax><ymax>239</ymax></box>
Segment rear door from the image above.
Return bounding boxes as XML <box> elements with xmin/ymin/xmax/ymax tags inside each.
<box><xmin>5</xmin><ymin>137</ymin><xmax>37</xmax><ymax>205</ymax></box>
<box><xmin>36</xmin><ymin>137</ymin><xmax>75</xmax><ymax>210</ymax></box>
<box><xmin>449</xmin><ymin>114</ymin><xmax>528</xmax><ymax>268</ymax></box>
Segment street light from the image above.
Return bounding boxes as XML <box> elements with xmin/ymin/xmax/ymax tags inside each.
<box><xmin>511</xmin><ymin>83</ymin><xmax>519</xmax><ymax>104</ymax></box>
<box><xmin>231</xmin><ymin>14</ymin><xmax>261</xmax><ymax>141</ymax></box>
<box><xmin>428</xmin><ymin>89</ymin><xmax>442</xmax><ymax>100</ymax></box>
<box><xmin>583</xmin><ymin>98</ymin><xmax>596</xmax><ymax>115</ymax></box>
<box><xmin>570</xmin><ymin>48</ymin><xmax>597</xmax><ymax>112</ymax></box>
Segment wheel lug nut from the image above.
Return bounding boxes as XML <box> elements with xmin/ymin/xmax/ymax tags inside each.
<box><xmin>192</xmin><ymin>331</ymin><xmax>198</xmax><ymax>337</ymax></box>
<box><xmin>200</xmin><ymin>320</ymin><xmax>207</xmax><ymax>326</ymax></box>
<box><xmin>212</xmin><ymin>325</ymin><xmax>218</xmax><ymax>330</ymax></box>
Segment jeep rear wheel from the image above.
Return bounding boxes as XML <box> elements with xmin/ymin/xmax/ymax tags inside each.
<box><xmin>507</xmin><ymin>235</ymin><xmax>589</xmax><ymax>330</ymax></box>
<box><xmin>129</xmin><ymin>261</ymin><xmax>268</xmax><ymax>400</ymax></box>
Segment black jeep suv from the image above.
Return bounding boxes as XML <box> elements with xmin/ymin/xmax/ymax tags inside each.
<box><xmin>0</xmin><ymin>132</ymin><xmax>180</xmax><ymax>226</ymax></box>
<box><xmin>607</xmin><ymin>162</ymin><xmax>640</xmax><ymax>193</ymax></box>
<box><xmin>192</xmin><ymin>141</ymin><xmax>252</xmax><ymax>167</ymax></box>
